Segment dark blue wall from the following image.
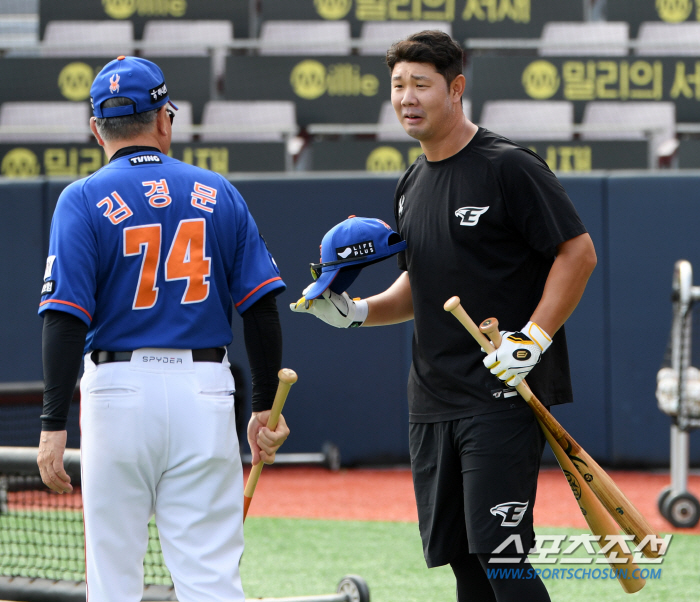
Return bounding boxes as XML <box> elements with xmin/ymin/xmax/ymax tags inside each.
<box><xmin>541</xmin><ymin>177</ymin><xmax>608</xmax><ymax>465</ymax></box>
<box><xmin>2</xmin><ymin>173</ymin><xmax>700</xmax><ymax>466</ymax></box>
<box><xmin>606</xmin><ymin>174</ymin><xmax>700</xmax><ymax>465</ymax></box>
<box><xmin>0</xmin><ymin>182</ymin><xmax>45</xmax><ymax>382</ymax></box>
<box><xmin>231</xmin><ymin>177</ymin><xmax>412</xmax><ymax>465</ymax></box>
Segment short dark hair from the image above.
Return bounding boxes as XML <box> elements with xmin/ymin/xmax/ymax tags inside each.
<box><xmin>94</xmin><ymin>97</ymin><xmax>158</xmax><ymax>142</ymax></box>
<box><xmin>386</xmin><ymin>30</ymin><xmax>464</xmax><ymax>87</ymax></box>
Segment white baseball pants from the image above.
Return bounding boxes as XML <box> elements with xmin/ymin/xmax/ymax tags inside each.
<box><xmin>80</xmin><ymin>349</ymin><xmax>244</xmax><ymax>602</ymax></box>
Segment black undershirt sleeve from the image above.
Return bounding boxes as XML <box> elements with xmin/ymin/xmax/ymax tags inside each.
<box><xmin>242</xmin><ymin>291</ymin><xmax>283</xmax><ymax>413</ymax></box>
<box><xmin>41</xmin><ymin>310</ymin><xmax>89</xmax><ymax>431</ymax></box>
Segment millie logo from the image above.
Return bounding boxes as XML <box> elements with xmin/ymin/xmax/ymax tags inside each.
<box><xmin>109</xmin><ymin>74</ymin><xmax>120</xmax><ymax>94</ymax></box>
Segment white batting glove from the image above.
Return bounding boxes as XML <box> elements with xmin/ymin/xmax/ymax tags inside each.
<box><xmin>290</xmin><ymin>284</ymin><xmax>368</xmax><ymax>328</ymax></box>
<box><xmin>483</xmin><ymin>321</ymin><xmax>552</xmax><ymax>387</ymax></box>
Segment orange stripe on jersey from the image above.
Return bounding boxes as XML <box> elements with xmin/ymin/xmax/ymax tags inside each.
<box><xmin>40</xmin><ymin>299</ymin><xmax>92</xmax><ymax>321</ymax></box>
<box><xmin>235</xmin><ymin>277</ymin><xmax>282</xmax><ymax>308</ymax></box>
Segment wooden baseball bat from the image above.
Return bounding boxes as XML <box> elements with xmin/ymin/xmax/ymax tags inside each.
<box><xmin>243</xmin><ymin>368</ymin><xmax>297</xmax><ymax>522</ymax></box>
<box><xmin>443</xmin><ymin>297</ymin><xmax>660</xmax><ymax>559</ymax></box>
<box><xmin>482</xmin><ymin>324</ymin><xmax>645</xmax><ymax>593</ymax></box>
<box><xmin>539</xmin><ymin>419</ymin><xmax>646</xmax><ymax>593</ymax></box>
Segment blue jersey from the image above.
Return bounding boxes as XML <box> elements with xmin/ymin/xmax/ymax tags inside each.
<box><xmin>39</xmin><ymin>150</ymin><xmax>285</xmax><ymax>351</ymax></box>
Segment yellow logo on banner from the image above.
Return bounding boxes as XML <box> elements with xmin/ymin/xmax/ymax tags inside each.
<box><xmin>58</xmin><ymin>62</ymin><xmax>94</xmax><ymax>101</ymax></box>
<box><xmin>102</xmin><ymin>0</ymin><xmax>137</xmax><ymax>18</ymax></box>
<box><xmin>543</xmin><ymin>145</ymin><xmax>592</xmax><ymax>172</ymax></box>
<box><xmin>103</xmin><ymin>0</ymin><xmax>186</xmax><ymax>19</ymax></box>
<box><xmin>315</xmin><ymin>0</ymin><xmax>352</xmax><ymax>20</ymax></box>
<box><xmin>290</xmin><ymin>60</ymin><xmax>328</xmax><ymax>99</ymax></box>
<box><xmin>1</xmin><ymin>148</ymin><xmax>41</xmax><ymax>177</ymax></box>
<box><xmin>522</xmin><ymin>60</ymin><xmax>560</xmax><ymax>99</ymax></box>
<box><xmin>181</xmin><ymin>147</ymin><xmax>229</xmax><ymax>174</ymax></box>
<box><xmin>463</xmin><ymin>0</ymin><xmax>530</xmax><ymax>23</ymax></box>
<box><xmin>290</xmin><ymin>60</ymin><xmax>380</xmax><ymax>99</ymax></box>
<box><xmin>656</xmin><ymin>0</ymin><xmax>693</xmax><ymax>22</ymax></box>
<box><xmin>366</xmin><ymin>146</ymin><xmax>405</xmax><ymax>172</ymax></box>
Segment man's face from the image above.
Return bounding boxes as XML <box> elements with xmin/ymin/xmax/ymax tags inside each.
<box><xmin>390</xmin><ymin>61</ymin><xmax>453</xmax><ymax>142</ymax></box>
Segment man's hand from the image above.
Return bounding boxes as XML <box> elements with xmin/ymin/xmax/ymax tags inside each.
<box><xmin>290</xmin><ymin>284</ymin><xmax>368</xmax><ymax>328</ymax></box>
<box><xmin>247</xmin><ymin>410</ymin><xmax>290</xmax><ymax>465</ymax></box>
<box><xmin>37</xmin><ymin>430</ymin><xmax>72</xmax><ymax>494</ymax></box>
<box><xmin>483</xmin><ymin>321</ymin><xmax>552</xmax><ymax>387</ymax></box>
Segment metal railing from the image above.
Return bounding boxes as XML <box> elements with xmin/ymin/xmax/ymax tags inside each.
<box><xmin>0</xmin><ymin>36</ymin><xmax>698</xmax><ymax>55</ymax></box>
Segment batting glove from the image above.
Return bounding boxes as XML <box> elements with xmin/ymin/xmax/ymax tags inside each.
<box><xmin>483</xmin><ymin>321</ymin><xmax>552</xmax><ymax>387</ymax></box>
<box><xmin>290</xmin><ymin>285</ymin><xmax>368</xmax><ymax>328</ymax></box>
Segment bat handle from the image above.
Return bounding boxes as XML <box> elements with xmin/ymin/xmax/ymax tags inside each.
<box><xmin>243</xmin><ymin>368</ymin><xmax>297</xmax><ymax>521</ymax></box>
<box><xmin>443</xmin><ymin>296</ymin><xmax>496</xmax><ymax>353</ymax></box>
<box><xmin>480</xmin><ymin>313</ymin><xmax>535</xmax><ymax>403</ymax></box>
<box><xmin>480</xmin><ymin>317</ymin><xmax>502</xmax><ymax>348</ymax></box>
<box><xmin>266</xmin><ymin>368</ymin><xmax>298</xmax><ymax>431</ymax></box>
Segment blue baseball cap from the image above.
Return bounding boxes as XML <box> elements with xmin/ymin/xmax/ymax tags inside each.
<box><xmin>90</xmin><ymin>56</ymin><xmax>178</xmax><ymax>118</ymax></box>
<box><xmin>304</xmin><ymin>216</ymin><xmax>407</xmax><ymax>300</ymax></box>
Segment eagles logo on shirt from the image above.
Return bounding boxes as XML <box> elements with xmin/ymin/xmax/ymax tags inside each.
<box><xmin>455</xmin><ymin>206</ymin><xmax>489</xmax><ymax>226</ymax></box>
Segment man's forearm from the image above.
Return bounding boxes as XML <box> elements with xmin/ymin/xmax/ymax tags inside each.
<box><xmin>363</xmin><ymin>271</ymin><xmax>414</xmax><ymax>326</ymax></box>
<box><xmin>531</xmin><ymin>233</ymin><xmax>597</xmax><ymax>336</ymax></box>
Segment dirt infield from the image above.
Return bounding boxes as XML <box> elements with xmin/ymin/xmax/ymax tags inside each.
<box><xmin>244</xmin><ymin>465</ymin><xmax>700</xmax><ymax>534</ymax></box>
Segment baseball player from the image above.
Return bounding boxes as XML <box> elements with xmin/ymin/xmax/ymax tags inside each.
<box><xmin>37</xmin><ymin>56</ymin><xmax>289</xmax><ymax>602</ymax></box>
<box><xmin>292</xmin><ymin>31</ymin><xmax>597</xmax><ymax>602</ymax></box>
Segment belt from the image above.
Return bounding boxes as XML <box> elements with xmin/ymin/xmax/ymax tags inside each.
<box><xmin>91</xmin><ymin>347</ymin><xmax>226</xmax><ymax>365</ymax></box>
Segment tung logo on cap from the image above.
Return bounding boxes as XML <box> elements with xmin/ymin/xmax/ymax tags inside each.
<box><xmin>149</xmin><ymin>82</ymin><xmax>168</xmax><ymax>103</ymax></box>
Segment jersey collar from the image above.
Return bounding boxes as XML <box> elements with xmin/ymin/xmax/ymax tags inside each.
<box><xmin>109</xmin><ymin>145</ymin><xmax>162</xmax><ymax>163</ymax></box>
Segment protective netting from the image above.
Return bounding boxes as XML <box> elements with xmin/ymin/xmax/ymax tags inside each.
<box><xmin>0</xmin><ymin>472</ymin><xmax>172</xmax><ymax>586</ymax></box>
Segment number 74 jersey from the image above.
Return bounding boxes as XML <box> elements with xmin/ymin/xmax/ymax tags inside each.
<box><xmin>38</xmin><ymin>151</ymin><xmax>285</xmax><ymax>351</ymax></box>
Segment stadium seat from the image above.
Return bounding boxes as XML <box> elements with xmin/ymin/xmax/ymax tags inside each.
<box><xmin>539</xmin><ymin>22</ymin><xmax>629</xmax><ymax>56</ymax></box>
<box><xmin>0</xmin><ymin>101</ymin><xmax>91</xmax><ymax>142</ymax></box>
<box><xmin>169</xmin><ymin>100</ymin><xmax>193</xmax><ymax>143</ymax></box>
<box><xmin>635</xmin><ymin>22</ymin><xmax>700</xmax><ymax>56</ymax></box>
<box><xmin>359</xmin><ymin>22</ymin><xmax>452</xmax><ymax>55</ymax></box>
<box><xmin>258</xmin><ymin>21</ymin><xmax>351</xmax><ymax>55</ymax></box>
<box><xmin>479</xmin><ymin>101</ymin><xmax>574</xmax><ymax>141</ymax></box>
<box><xmin>581</xmin><ymin>101</ymin><xmax>676</xmax><ymax>164</ymax></box>
<box><xmin>41</xmin><ymin>21</ymin><xmax>134</xmax><ymax>57</ymax></box>
<box><xmin>142</xmin><ymin>20</ymin><xmax>233</xmax><ymax>79</ymax></box>
<box><xmin>376</xmin><ymin>99</ymin><xmax>471</xmax><ymax>141</ymax></box>
<box><xmin>0</xmin><ymin>10</ymin><xmax>38</xmax><ymax>54</ymax></box>
<box><xmin>200</xmin><ymin>100</ymin><xmax>297</xmax><ymax>142</ymax></box>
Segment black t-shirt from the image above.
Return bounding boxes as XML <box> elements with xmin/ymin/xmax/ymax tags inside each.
<box><xmin>394</xmin><ymin>128</ymin><xmax>587</xmax><ymax>423</ymax></box>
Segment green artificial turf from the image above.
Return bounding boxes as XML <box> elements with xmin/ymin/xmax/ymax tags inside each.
<box><xmin>2</xmin><ymin>511</ymin><xmax>696</xmax><ymax>600</ymax></box>
<box><xmin>241</xmin><ymin>519</ymin><xmax>700</xmax><ymax>602</ymax></box>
